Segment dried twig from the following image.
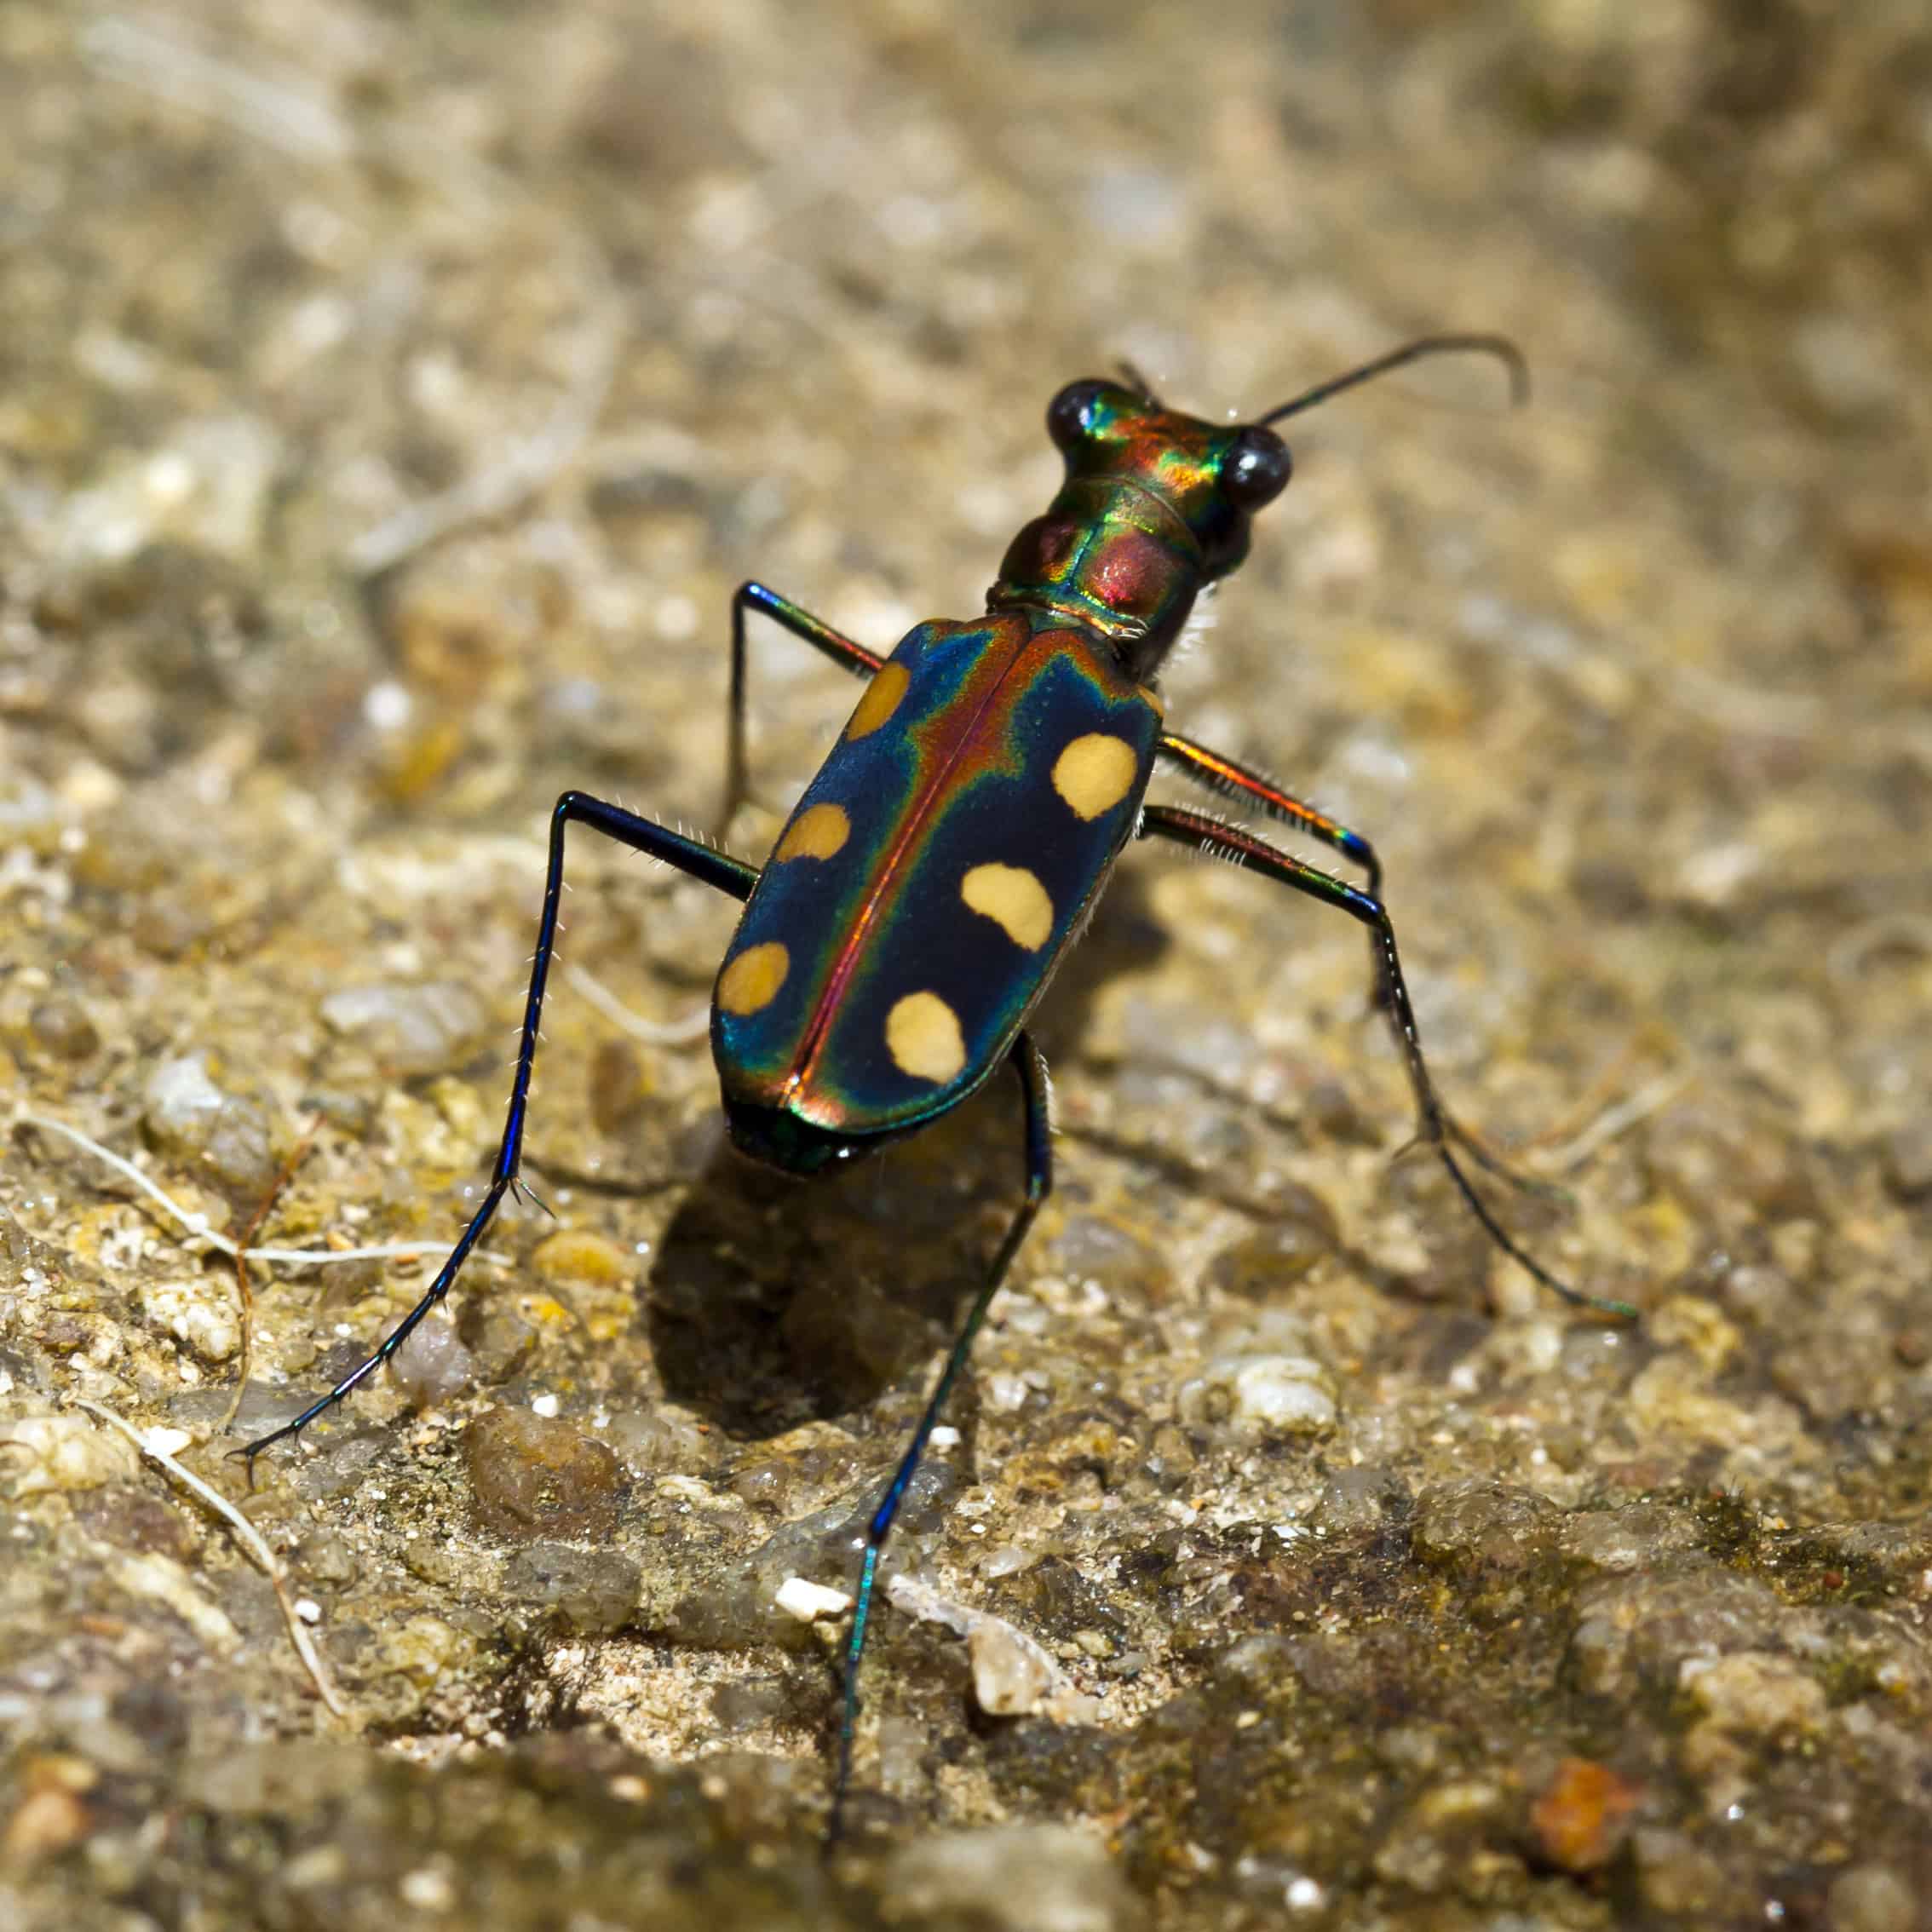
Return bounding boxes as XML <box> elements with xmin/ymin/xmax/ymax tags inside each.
<box><xmin>1538</xmin><ymin>1070</ymin><xmax>1694</xmax><ymax>1176</ymax></box>
<box><xmin>14</xmin><ymin>1111</ymin><xmax>509</xmax><ymax>1268</ymax></box>
<box><xmin>73</xmin><ymin>1399</ymin><xmax>348</xmax><ymax>1719</ymax></box>
<box><xmin>565</xmin><ymin>963</ymin><xmax>711</xmax><ymax>1047</ymax></box>
<box><xmin>220</xmin><ymin>1118</ymin><xmax>322</xmax><ymax>1435</ymax></box>
<box><xmin>81</xmin><ymin>15</ymin><xmax>352</xmax><ymax>164</ymax></box>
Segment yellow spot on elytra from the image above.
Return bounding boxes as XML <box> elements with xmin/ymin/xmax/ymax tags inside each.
<box><xmin>1051</xmin><ymin>733</ymin><xmax>1138</xmax><ymax>819</ymax></box>
<box><xmin>886</xmin><ymin>991</ymin><xmax>966</xmax><ymax>1084</ymax></box>
<box><xmin>844</xmin><ymin>661</ymin><xmax>909</xmax><ymax>740</ymax></box>
<box><xmin>960</xmin><ymin>863</ymin><xmax>1054</xmax><ymax>951</ymax></box>
<box><xmin>716</xmin><ymin>941</ymin><xmax>789</xmax><ymax>1016</ymax></box>
<box><xmin>773</xmin><ymin>802</ymin><xmax>850</xmax><ymax>862</ymax></box>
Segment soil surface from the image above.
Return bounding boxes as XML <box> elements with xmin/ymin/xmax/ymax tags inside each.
<box><xmin>3</xmin><ymin>3</ymin><xmax>1929</xmax><ymax>1929</ymax></box>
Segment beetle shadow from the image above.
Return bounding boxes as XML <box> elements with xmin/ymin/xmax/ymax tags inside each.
<box><xmin>1022</xmin><ymin>855</ymin><xmax>1170</xmax><ymax>1065</ymax></box>
<box><xmin>637</xmin><ymin>865</ymin><xmax>1171</xmax><ymax>1442</ymax></box>
<box><xmin>641</xmin><ymin>1094</ymin><xmax>1008</xmax><ymax>1440</ymax></box>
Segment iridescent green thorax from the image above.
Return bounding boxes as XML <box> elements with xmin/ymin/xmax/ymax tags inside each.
<box><xmin>988</xmin><ymin>380</ymin><xmax>1289</xmax><ymax>681</ymax></box>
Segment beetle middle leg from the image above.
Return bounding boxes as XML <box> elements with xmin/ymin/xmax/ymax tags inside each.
<box><xmin>722</xmin><ymin>580</ymin><xmax>885</xmax><ymax>830</ymax></box>
<box><xmin>1137</xmin><ymin>802</ymin><xmax>1632</xmax><ymax>1318</ymax></box>
<box><xmin>237</xmin><ymin>795</ymin><xmax>760</xmax><ymax>1468</ymax></box>
<box><xmin>831</xmin><ymin>1030</ymin><xmax>1054</xmax><ymax>1841</ymax></box>
<box><xmin>1147</xmin><ymin>748</ymin><xmax>1565</xmax><ymax>1203</ymax></box>
<box><xmin>1158</xmin><ymin>730</ymin><xmax>1384</xmax><ymax>898</ymax></box>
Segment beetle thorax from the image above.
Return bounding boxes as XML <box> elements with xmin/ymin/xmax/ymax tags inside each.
<box><xmin>988</xmin><ymin>480</ymin><xmax>1218</xmax><ymax>681</ymax></box>
<box><xmin>986</xmin><ymin>382</ymin><xmax>1281</xmax><ymax>681</ymax></box>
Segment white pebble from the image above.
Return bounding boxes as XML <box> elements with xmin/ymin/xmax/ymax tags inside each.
<box><xmin>1178</xmin><ymin>1352</ymin><xmax>1337</xmax><ymax>1439</ymax></box>
<box><xmin>1233</xmin><ymin>1357</ymin><xmax>1337</xmax><ymax>1434</ymax></box>
<box><xmin>0</xmin><ymin>1414</ymin><xmax>138</xmax><ymax>1497</ymax></box>
<box><xmin>388</xmin><ymin>1314</ymin><xmax>475</xmax><ymax>1407</ymax></box>
<box><xmin>140</xmin><ymin>1279</ymin><xmax>241</xmax><ymax>1364</ymax></box>
<box><xmin>969</xmin><ymin>1621</ymin><xmax>1057</xmax><ymax>1717</ymax></box>
<box><xmin>775</xmin><ymin>1576</ymin><xmax>854</xmax><ymax>1623</ymax></box>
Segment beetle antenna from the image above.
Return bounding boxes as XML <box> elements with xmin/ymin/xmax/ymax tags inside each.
<box><xmin>1256</xmin><ymin>334</ymin><xmax>1528</xmax><ymax>428</ymax></box>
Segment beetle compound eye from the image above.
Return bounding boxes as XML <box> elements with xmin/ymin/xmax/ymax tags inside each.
<box><xmin>1222</xmin><ymin>426</ymin><xmax>1292</xmax><ymax>510</ymax></box>
<box><xmin>1046</xmin><ymin>378</ymin><xmax>1111</xmax><ymax>451</ymax></box>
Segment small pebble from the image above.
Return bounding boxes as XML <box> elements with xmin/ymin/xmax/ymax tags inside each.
<box><xmin>1311</xmin><ymin>1466</ymin><xmax>1411</xmax><ymax>1536</ymax></box>
<box><xmin>141</xmin><ymin>1051</ymin><xmax>279</xmax><ymax>1193</ymax></box>
<box><xmin>1179</xmin><ymin>1351</ymin><xmax>1337</xmax><ymax>1439</ymax></box>
<box><xmin>977</xmin><ymin>1544</ymin><xmax>1037</xmax><ymax>1578</ymax></box>
<box><xmin>1410</xmin><ymin>1479</ymin><xmax>1561</xmax><ymax>1578</ymax></box>
<box><xmin>1531</xmin><ymin>1757</ymin><xmax>1642</xmax><ymax>1872</ymax></box>
<box><xmin>1826</xmin><ymin>1865</ymin><xmax>1917</xmax><ymax>1932</ymax></box>
<box><xmin>883</xmin><ymin>1825</ymin><xmax>1136</xmax><ymax>1932</ymax></box>
<box><xmin>27</xmin><ymin>996</ymin><xmax>100</xmax><ymax>1061</ymax></box>
<box><xmin>319</xmin><ymin>981</ymin><xmax>489</xmax><ymax>1078</ymax></box>
<box><xmin>667</xmin><ymin>1502</ymin><xmax>863</xmax><ymax>1652</ymax></box>
<box><xmin>1679</xmin><ymin>1650</ymin><xmax>1826</xmax><ymax>1738</ymax></box>
<box><xmin>502</xmin><ymin>1542</ymin><xmax>640</xmax><ymax>1634</ymax></box>
<box><xmin>1630</xmin><ymin>1826</ymin><xmax>1731</xmax><ymax>1918</ymax></box>
<box><xmin>774</xmin><ymin>1576</ymin><xmax>853</xmax><ymax>1623</ymax></box>
<box><xmin>292</xmin><ymin>1530</ymin><xmax>359</xmax><ymax>1586</ymax></box>
<box><xmin>463</xmin><ymin>1406</ymin><xmax>624</xmax><ymax>1542</ymax></box>
<box><xmin>530</xmin><ymin>1228</ymin><xmax>632</xmax><ymax>1287</ymax></box>
<box><xmin>1229</xmin><ymin>1357</ymin><xmax>1337</xmax><ymax>1434</ymax></box>
<box><xmin>140</xmin><ymin>1279</ymin><xmax>240</xmax><ymax>1364</ymax></box>
<box><xmin>0</xmin><ymin>1412</ymin><xmax>139</xmax><ymax>1497</ymax></box>
<box><xmin>387</xmin><ymin>1313</ymin><xmax>476</xmax><ymax>1408</ymax></box>
<box><xmin>2</xmin><ymin>1785</ymin><xmax>91</xmax><ymax>1862</ymax></box>
<box><xmin>968</xmin><ymin>1619</ymin><xmax>1058</xmax><ymax>1718</ymax></box>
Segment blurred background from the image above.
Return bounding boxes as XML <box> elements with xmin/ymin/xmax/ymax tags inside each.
<box><xmin>3</xmin><ymin>4</ymin><xmax>1929</xmax><ymax>1929</ymax></box>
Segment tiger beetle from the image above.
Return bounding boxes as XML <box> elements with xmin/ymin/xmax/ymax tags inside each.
<box><xmin>241</xmin><ymin>333</ymin><xmax>1636</xmax><ymax>1837</ymax></box>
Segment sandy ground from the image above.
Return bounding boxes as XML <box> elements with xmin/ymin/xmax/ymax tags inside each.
<box><xmin>3</xmin><ymin>3</ymin><xmax>1929</xmax><ymax>1928</ymax></box>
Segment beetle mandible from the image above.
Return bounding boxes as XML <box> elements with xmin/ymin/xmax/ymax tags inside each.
<box><xmin>242</xmin><ymin>335</ymin><xmax>1634</xmax><ymax>1833</ymax></box>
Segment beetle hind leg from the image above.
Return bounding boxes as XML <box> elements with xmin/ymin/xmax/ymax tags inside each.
<box><xmin>830</xmin><ymin>1031</ymin><xmax>1054</xmax><ymax>1841</ymax></box>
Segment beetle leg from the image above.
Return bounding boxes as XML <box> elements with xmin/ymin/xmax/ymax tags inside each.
<box><xmin>234</xmin><ymin>796</ymin><xmax>758</xmax><ymax>1471</ymax></box>
<box><xmin>723</xmin><ymin>580</ymin><xmax>886</xmax><ymax>831</ymax></box>
<box><xmin>1147</xmin><ymin>756</ymin><xmax>1562</xmax><ymax>1203</ymax></box>
<box><xmin>1158</xmin><ymin>730</ymin><xmax>1383</xmax><ymax>896</ymax></box>
<box><xmin>1159</xmin><ymin>727</ymin><xmax>1399</xmax><ymax>1037</ymax></box>
<box><xmin>1137</xmin><ymin>802</ymin><xmax>1633</xmax><ymax>1319</ymax></box>
<box><xmin>831</xmin><ymin>1031</ymin><xmax>1054</xmax><ymax>1841</ymax></box>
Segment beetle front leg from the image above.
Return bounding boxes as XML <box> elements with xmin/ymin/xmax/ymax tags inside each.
<box><xmin>722</xmin><ymin>581</ymin><xmax>886</xmax><ymax>832</ymax></box>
